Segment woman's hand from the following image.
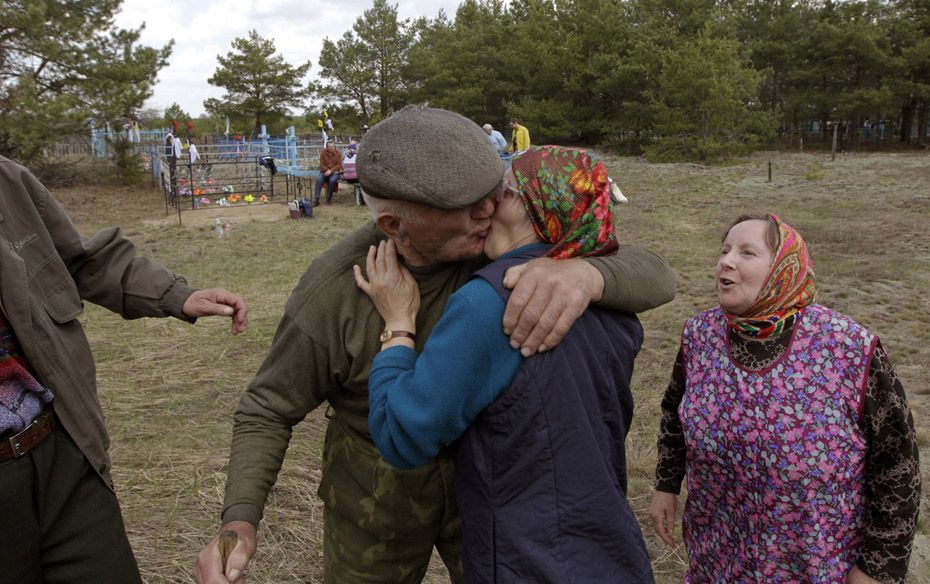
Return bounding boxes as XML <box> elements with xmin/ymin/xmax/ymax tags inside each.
<box><xmin>649</xmin><ymin>490</ymin><xmax>679</xmax><ymax>546</ymax></box>
<box><xmin>846</xmin><ymin>566</ymin><xmax>882</xmax><ymax>584</ymax></box>
<box><xmin>353</xmin><ymin>240</ymin><xmax>420</xmax><ymax>333</ymax></box>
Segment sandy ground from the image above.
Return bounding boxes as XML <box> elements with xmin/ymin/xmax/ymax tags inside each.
<box><xmin>147</xmin><ymin>200</ymin><xmax>303</xmax><ymax>227</ymax></box>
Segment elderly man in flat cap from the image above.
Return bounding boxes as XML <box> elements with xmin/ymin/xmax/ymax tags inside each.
<box><xmin>195</xmin><ymin>105</ymin><xmax>675</xmax><ymax>584</ymax></box>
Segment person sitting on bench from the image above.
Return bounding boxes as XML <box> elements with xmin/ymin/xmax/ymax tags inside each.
<box><xmin>342</xmin><ymin>142</ymin><xmax>363</xmax><ymax>205</ymax></box>
<box><xmin>314</xmin><ymin>140</ymin><xmax>343</xmax><ymax>206</ymax></box>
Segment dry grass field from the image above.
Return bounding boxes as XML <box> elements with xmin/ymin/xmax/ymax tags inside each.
<box><xmin>54</xmin><ymin>150</ymin><xmax>929</xmax><ymax>583</ymax></box>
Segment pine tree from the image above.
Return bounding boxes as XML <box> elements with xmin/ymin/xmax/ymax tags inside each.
<box><xmin>646</xmin><ymin>34</ymin><xmax>774</xmax><ymax>161</ymax></box>
<box><xmin>317</xmin><ymin>0</ymin><xmax>412</xmax><ymax>122</ymax></box>
<box><xmin>0</xmin><ymin>0</ymin><xmax>171</xmax><ymax>163</ymax></box>
<box><xmin>318</xmin><ymin>32</ymin><xmax>377</xmax><ymax>122</ymax></box>
<box><xmin>205</xmin><ymin>30</ymin><xmax>311</xmax><ymax>134</ymax></box>
<box><xmin>404</xmin><ymin>1</ymin><xmax>513</xmax><ymax>126</ymax></box>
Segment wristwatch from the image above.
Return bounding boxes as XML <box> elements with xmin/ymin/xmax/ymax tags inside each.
<box><xmin>379</xmin><ymin>329</ymin><xmax>416</xmax><ymax>343</ymax></box>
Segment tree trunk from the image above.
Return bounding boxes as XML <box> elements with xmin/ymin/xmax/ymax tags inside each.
<box><xmin>917</xmin><ymin>99</ymin><xmax>929</xmax><ymax>146</ymax></box>
<box><xmin>358</xmin><ymin>96</ymin><xmax>370</xmax><ymax>123</ymax></box>
<box><xmin>900</xmin><ymin>98</ymin><xmax>915</xmax><ymax>143</ymax></box>
<box><xmin>764</xmin><ymin>70</ymin><xmax>778</xmax><ymax>112</ymax></box>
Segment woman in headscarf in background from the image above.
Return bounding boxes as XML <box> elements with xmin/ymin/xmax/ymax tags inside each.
<box><xmin>650</xmin><ymin>213</ymin><xmax>920</xmax><ymax>584</ymax></box>
<box><xmin>355</xmin><ymin>146</ymin><xmax>655</xmax><ymax>583</ymax></box>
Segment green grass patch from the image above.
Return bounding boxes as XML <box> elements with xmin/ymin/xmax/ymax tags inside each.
<box><xmin>57</xmin><ymin>151</ymin><xmax>930</xmax><ymax>583</ymax></box>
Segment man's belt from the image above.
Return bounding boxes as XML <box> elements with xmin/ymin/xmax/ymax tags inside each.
<box><xmin>0</xmin><ymin>409</ymin><xmax>54</xmax><ymax>461</ymax></box>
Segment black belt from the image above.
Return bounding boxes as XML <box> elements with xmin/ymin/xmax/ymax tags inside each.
<box><xmin>0</xmin><ymin>409</ymin><xmax>55</xmax><ymax>462</ymax></box>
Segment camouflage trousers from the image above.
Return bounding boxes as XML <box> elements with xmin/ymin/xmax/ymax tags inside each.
<box><xmin>317</xmin><ymin>417</ymin><xmax>464</xmax><ymax>584</ymax></box>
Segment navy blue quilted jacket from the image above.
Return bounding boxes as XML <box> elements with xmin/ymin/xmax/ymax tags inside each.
<box><xmin>454</xmin><ymin>250</ymin><xmax>655</xmax><ymax>584</ymax></box>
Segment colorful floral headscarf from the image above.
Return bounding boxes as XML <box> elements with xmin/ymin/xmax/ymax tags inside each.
<box><xmin>726</xmin><ymin>214</ymin><xmax>817</xmax><ymax>338</ymax></box>
<box><xmin>510</xmin><ymin>146</ymin><xmax>618</xmax><ymax>259</ymax></box>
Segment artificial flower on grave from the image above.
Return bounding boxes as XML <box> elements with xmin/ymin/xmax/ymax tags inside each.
<box><xmin>228</xmin><ymin>194</ymin><xmax>242</xmax><ymax>203</ymax></box>
<box><xmin>222</xmin><ymin>185</ymin><xmax>234</xmax><ymax>194</ymax></box>
<box><xmin>179</xmin><ymin>187</ymin><xmax>191</xmax><ymax>197</ymax></box>
<box><xmin>244</xmin><ymin>194</ymin><xmax>255</xmax><ymax>204</ymax></box>
<box><xmin>259</xmin><ymin>194</ymin><xmax>269</xmax><ymax>203</ymax></box>
<box><xmin>193</xmin><ymin>187</ymin><xmax>206</xmax><ymax>196</ymax></box>
<box><xmin>217</xmin><ymin>197</ymin><xmax>230</xmax><ymax>207</ymax></box>
<box><xmin>199</xmin><ymin>197</ymin><xmax>211</xmax><ymax>206</ymax></box>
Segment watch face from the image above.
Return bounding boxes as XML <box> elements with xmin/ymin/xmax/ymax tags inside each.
<box><xmin>379</xmin><ymin>330</ymin><xmax>391</xmax><ymax>343</ymax></box>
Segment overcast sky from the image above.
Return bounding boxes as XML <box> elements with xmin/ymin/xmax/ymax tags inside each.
<box><xmin>114</xmin><ymin>0</ymin><xmax>465</xmax><ymax>118</ymax></box>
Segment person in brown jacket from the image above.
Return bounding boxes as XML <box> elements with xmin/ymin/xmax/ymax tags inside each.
<box><xmin>0</xmin><ymin>155</ymin><xmax>248</xmax><ymax>584</ymax></box>
<box><xmin>314</xmin><ymin>140</ymin><xmax>344</xmax><ymax>205</ymax></box>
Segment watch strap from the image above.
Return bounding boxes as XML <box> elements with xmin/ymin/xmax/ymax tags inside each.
<box><xmin>380</xmin><ymin>329</ymin><xmax>416</xmax><ymax>343</ymax></box>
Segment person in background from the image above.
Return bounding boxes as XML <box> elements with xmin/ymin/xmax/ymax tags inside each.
<box><xmin>342</xmin><ymin>141</ymin><xmax>359</xmax><ymax>179</ymax></box>
<box><xmin>356</xmin><ymin>146</ymin><xmax>655</xmax><ymax>583</ymax></box>
<box><xmin>0</xmin><ymin>155</ymin><xmax>248</xmax><ymax>584</ymax></box>
<box><xmin>509</xmin><ymin>117</ymin><xmax>530</xmax><ymax>155</ymax></box>
<box><xmin>314</xmin><ymin>140</ymin><xmax>343</xmax><ymax>206</ymax></box>
<box><xmin>650</xmin><ymin>213</ymin><xmax>920</xmax><ymax>584</ymax></box>
<box><xmin>165</xmin><ymin>130</ymin><xmax>180</xmax><ymax>198</ymax></box>
<box><xmin>194</xmin><ymin>106</ymin><xmax>675</xmax><ymax>584</ymax></box>
<box><xmin>482</xmin><ymin>123</ymin><xmax>509</xmax><ymax>160</ymax></box>
<box><xmin>342</xmin><ymin>142</ymin><xmax>363</xmax><ymax>205</ymax></box>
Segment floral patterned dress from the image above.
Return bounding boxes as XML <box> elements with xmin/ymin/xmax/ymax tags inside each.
<box><xmin>678</xmin><ymin>304</ymin><xmax>876</xmax><ymax>583</ymax></box>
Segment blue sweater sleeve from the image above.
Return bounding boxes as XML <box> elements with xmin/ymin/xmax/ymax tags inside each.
<box><xmin>368</xmin><ymin>278</ymin><xmax>524</xmax><ymax>469</ymax></box>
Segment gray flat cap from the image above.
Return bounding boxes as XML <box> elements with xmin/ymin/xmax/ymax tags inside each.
<box><xmin>358</xmin><ymin>105</ymin><xmax>504</xmax><ymax>209</ymax></box>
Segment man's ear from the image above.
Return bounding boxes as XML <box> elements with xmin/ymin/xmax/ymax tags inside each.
<box><xmin>374</xmin><ymin>214</ymin><xmax>401</xmax><ymax>239</ymax></box>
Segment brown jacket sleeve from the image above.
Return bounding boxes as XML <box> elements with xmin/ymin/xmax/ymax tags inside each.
<box><xmin>586</xmin><ymin>244</ymin><xmax>676</xmax><ymax>313</ymax></box>
<box><xmin>4</xmin><ymin>156</ymin><xmax>195</xmax><ymax>320</ymax></box>
<box><xmin>0</xmin><ymin>156</ymin><xmax>197</xmax><ymax>488</ymax></box>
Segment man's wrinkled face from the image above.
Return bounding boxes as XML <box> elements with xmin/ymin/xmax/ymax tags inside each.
<box><xmin>396</xmin><ymin>196</ymin><xmax>498</xmax><ymax>266</ymax></box>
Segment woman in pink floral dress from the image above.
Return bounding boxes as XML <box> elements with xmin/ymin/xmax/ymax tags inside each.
<box><xmin>650</xmin><ymin>213</ymin><xmax>920</xmax><ymax>583</ymax></box>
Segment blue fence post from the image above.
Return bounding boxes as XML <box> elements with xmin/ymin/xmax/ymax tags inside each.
<box><xmin>287</xmin><ymin>126</ymin><xmax>297</xmax><ymax>170</ymax></box>
<box><xmin>258</xmin><ymin>124</ymin><xmax>270</xmax><ymax>156</ymax></box>
<box><xmin>150</xmin><ymin>144</ymin><xmax>160</xmax><ymax>185</ymax></box>
<box><xmin>90</xmin><ymin>119</ymin><xmax>108</xmax><ymax>158</ymax></box>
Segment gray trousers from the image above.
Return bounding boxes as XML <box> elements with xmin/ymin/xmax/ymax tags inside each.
<box><xmin>0</xmin><ymin>416</ymin><xmax>141</xmax><ymax>584</ymax></box>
